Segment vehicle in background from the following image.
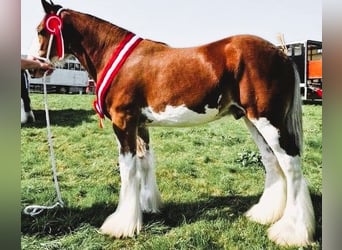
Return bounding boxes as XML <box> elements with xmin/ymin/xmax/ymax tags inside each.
<box><xmin>86</xmin><ymin>79</ymin><xmax>96</xmax><ymax>94</ymax></box>
<box><xmin>283</xmin><ymin>40</ymin><xmax>322</xmax><ymax>101</ymax></box>
<box><xmin>29</xmin><ymin>56</ymin><xmax>90</xmax><ymax>94</ymax></box>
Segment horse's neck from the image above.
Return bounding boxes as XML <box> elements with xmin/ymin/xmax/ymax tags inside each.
<box><xmin>67</xmin><ymin>10</ymin><xmax>130</xmax><ymax>81</ymax></box>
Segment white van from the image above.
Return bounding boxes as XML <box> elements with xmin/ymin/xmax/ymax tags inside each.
<box><xmin>29</xmin><ymin>56</ymin><xmax>89</xmax><ymax>94</ymax></box>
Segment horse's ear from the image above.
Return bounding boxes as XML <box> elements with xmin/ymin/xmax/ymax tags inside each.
<box><xmin>41</xmin><ymin>0</ymin><xmax>63</xmax><ymax>14</ymax></box>
<box><xmin>41</xmin><ymin>0</ymin><xmax>54</xmax><ymax>14</ymax></box>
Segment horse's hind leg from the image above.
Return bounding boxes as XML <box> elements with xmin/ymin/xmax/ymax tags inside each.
<box><xmin>244</xmin><ymin>118</ymin><xmax>286</xmax><ymax>224</ymax></box>
<box><xmin>137</xmin><ymin>126</ymin><xmax>162</xmax><ymax>213</ymax></box>
<box><xmin>248</xmin><ymin>117</ymin><xmax>315</xmax><ymax>246</ymax></box>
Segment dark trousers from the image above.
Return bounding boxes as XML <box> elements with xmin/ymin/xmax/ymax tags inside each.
<box><xmin>21</xmin><ymin>70</ymin><xmax>31</xmax><ymax>112</ymax></box>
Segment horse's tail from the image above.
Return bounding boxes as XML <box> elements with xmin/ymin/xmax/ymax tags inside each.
<box><xmin>286</xmin><ymin>62</ymin><xmax>303</xmax><ymax>154</ymax></box>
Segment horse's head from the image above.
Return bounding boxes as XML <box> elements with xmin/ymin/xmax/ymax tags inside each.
<box><xmin>34</xmin><ymin>0</ymin><xmax>129</xmax><ymax>79</ymax></box>
<box><xmin>34</xmin><ymin>0</ymin><xmax>70</xmax><ymax>65</ymax></box>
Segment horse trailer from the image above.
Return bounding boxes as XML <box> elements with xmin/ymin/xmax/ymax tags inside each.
<box><xmin>283</xmin><ymin>40</ymin><xmax>322</xmax><ymax>101</ymax></box>
<box><xmin>29</xmin><ymin>56</ymin><xmax>89</xmax><ymax>94</ymax></box>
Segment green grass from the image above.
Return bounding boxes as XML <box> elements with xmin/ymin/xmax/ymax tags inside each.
<box><xmin>21</xmin><ymin>94</ymin><xmax>322</xmax><ymax>249</ymax></box>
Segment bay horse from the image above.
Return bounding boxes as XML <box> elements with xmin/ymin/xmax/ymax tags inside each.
<box><xmin>34</xmin><ymin>0</ymin><xmax>315</xmax><ymax>246</ymax></box>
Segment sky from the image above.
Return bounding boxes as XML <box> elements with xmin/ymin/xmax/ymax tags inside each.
<box><xmin>21</xmin><ymin>0</ymin><xmax>322</xmax><ymax>54</ymax></box>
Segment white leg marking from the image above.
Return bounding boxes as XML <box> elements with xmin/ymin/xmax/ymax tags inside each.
<box><xmin>100</xmin><ymin>153</ymin><xmax>142</xmax><ymax>238</ymax></box>
<box><xmin>244</xmin><ymin>118</ymin><xmax>286</xmax><ymax>224</ymax></box>
<box><xmin>251</xmin><ymin>118</ymin><xmax>315</xmax><ymax>246</ymax></box>
<box><xmin>267</xmin><ymin>156</ymin><xmax>315</xmax><ymax>246</ymax></box>
<box><xmin>137</xmin><ymin>148</ymin><xmax>162</xmax><ymax>213</ymax></box>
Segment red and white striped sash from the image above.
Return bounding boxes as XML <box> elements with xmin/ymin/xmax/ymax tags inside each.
<box><xmin>93</xmin><ymin>33</ymin><xmax>142</xmax><ymax>127</ymax></box>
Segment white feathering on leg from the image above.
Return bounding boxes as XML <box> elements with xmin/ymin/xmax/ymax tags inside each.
<box><xmin>100</xmin><ymin>153</ymin><xmax>142</xmax><ymax>238</ymax></box>
<box><xmin>251</xmin><ymin>118</ymin><xmax>315</xmax><ymax>246</ymax></box>
<box><xmin>138</xmin><ymin>149</ymin><xmax>162</xmax><ymax>213</ymax></box>
<box><xmin>244</xmin><ymin>117</ymin><xmax>287</xmax><ymax>224</ymax></box>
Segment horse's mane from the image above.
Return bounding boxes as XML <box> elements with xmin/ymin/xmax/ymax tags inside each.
<box><xmin>68</xmin><ymin>10</ymin><xmax>129</xmax><ymax>44</ymax></box>
<box><xmin>66</xmin><ymin>9</ymin><xmax>171</xmax><ymax>50</ymax></box>
<box><xmin>61</xmin><ymin>9</ymin><xmax>134</xmax><ymax>70</ymax></box>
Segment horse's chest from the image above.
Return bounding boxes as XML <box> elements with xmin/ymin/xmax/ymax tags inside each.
<box><xmin>141</xmin><ymin>105</ymin><xmax>219</xmax><ymax>127</ymax></box>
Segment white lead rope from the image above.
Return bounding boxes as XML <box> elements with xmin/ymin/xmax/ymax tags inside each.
<box><xmin>24</xmin><ymin>70</ymin><xmax>64</xmax><ymax>216</ymax></box>
<box><xmin>24</xmin><ymin>34</ymin><xmax>65</xmax><ymax>216</ymax></box>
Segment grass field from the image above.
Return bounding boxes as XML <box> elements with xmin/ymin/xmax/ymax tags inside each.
<box><xmin>21</xmin><ymin>94</ymin><xmax>322</xmax><ymax>249</ymax></box>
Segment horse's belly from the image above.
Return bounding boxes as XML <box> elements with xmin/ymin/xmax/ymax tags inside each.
<box><xmin>141</xmin><ymin>105</ymin><xmax>219</xmax><ymax>127</ymax></box>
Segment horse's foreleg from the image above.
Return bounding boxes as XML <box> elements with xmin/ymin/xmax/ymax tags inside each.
<box><xmin>244</xmin><ymin>117</ymin><xmax>287</xmax><ymax>224</ymax></box>
<box><xmin>137</xmin><ymin>126</ymin><xmax>162</xmax><ymax>213</ymax></box>
<box><xmin>100</xmin><ymin>122</ymin><xmax>142</xmax><ymax>238</ymax></box>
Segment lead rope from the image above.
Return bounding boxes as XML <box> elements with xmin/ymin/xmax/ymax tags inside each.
<box><xmin>23</xmin><ymin>70</ymin><xmax>65</xmax><ymax>216</ymax></box>
<box><xmin>24</xmin><ymin>32</ymin><xmax>65</xmax><ymax>216</ymax></box>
